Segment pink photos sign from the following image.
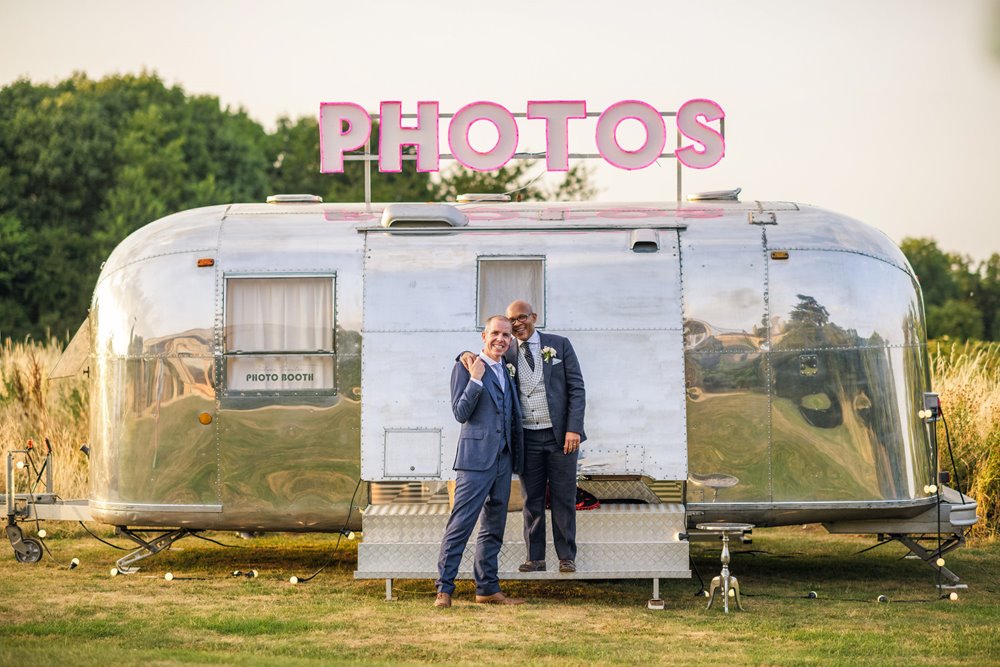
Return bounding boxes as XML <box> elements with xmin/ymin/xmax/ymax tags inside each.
<box><xmin>319</xmin><ymin>99</ymin><xmax>725</xmax><ymax>173</ymax></box>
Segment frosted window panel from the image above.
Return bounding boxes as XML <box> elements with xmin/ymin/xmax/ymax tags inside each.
<box><xmin>226</xmin><ymin>278</ymin><xmax>334</xmax><ymax>352</ymax></box>
<box><xmin>477</xmin><ymin>258</ymin><xmax>545</xmax><ymax>327</ymax></box>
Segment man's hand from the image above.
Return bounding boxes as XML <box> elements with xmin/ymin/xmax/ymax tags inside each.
<box><xmin>564</xmin><ymin>431</ymin><xmax>581</xmax><ymax>455</ymax></box>
<box><xmin>469</xmin><ymin>357</ymin><xmax>486</xmax><ymax>381</ymax></box>
<box><xmin>460</xmin><ymin>351</ymin><xmax>477</xmax><ymax>373</ymax></box>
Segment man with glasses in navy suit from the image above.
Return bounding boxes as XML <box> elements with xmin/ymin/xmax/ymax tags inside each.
<box><xmin>504</xmin><ymin>299</ymin><xmax>587</xmax><ymax>575</ymax></box>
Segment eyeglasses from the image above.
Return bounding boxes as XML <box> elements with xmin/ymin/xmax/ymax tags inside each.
<box><xmin>509</xmin><ymin>313</ymin><xmax>533</xmax><ymax>323</ymax></box>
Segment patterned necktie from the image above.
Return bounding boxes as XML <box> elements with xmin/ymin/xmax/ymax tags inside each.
<box><xmin>521</xmin><ymin>342</ymin><xmax>535</xmax><ymax>370</ymax></box>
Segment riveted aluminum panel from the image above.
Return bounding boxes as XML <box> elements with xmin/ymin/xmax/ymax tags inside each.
<box><xmin>99</xmin><ymin>206</ymin><xmax>226</xmax><ymax>279</ymax></box>
<box><xmin>89</xmin><ymin>356</ymin><xmax>218</xmax><ymax>511</ymax></box>
<box><xmin>769</xmin><ymin>345</ymin><xmax>932</xmax><ymax>502</ymax></box>
<box><xmin>768</xmin><ymin>249</ymin><xmax>924</xmax><ymax>349</ymax></box>
<box><xmin>764</xmin><ymin>205</ymin><xmax>911</xmax><ymax>270</ymax></box>
<box><xmin>686</xmin><ymin>352</ymin><xmax>771</xmax><ymax>503</ymax></box>
<box><xmin>93</xmin><ymin>253</ymin><xmax>216</xmax><ymax>358</ymax></box>
<box><xmin>361</xmin><ymin>228</ymin><xmax>687</xmax><ymax>481</ymax></box>
<box><xmin>680</xmin><ymin>225</ymin><xmax>767</xmax><ymax>352</ymax></box>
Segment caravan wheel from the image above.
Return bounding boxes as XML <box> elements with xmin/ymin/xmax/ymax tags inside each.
<box><xmin>14</xmin><ymin>538</ymin><xmax>42</xmax><ymax>563</ymax></box>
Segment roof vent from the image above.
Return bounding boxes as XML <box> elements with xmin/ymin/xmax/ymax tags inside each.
<box><xmin>266</xmin><ymin>194</ymin><xmax>323</xmax><ymax>204</ymax></box>
<box><xmin>630</xmin><ymin>229</ymin><xmax>660</xmax><ymax>253</ymax></box>
<box><xmin>380</xmin><ymin>204</ymin><xmax>469</xmax><ymax>229</ymax></box>
<box><xmin>456</xmin><ymin>193</ymin><xmax>511</xmax><ymax>204</ymax></box>
<box><xmin>687</xmin><ymin>187</ymin><xmax>741</xmax><ymax>202</ymax></box>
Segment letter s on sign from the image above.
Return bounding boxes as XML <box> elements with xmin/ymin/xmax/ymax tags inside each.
<box><xmin>675</xmin><ymin>99</ymin><xmax>725</xmax><ymax>169</ymax></box>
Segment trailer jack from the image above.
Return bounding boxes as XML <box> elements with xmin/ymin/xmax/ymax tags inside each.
<box><xmin>113</xmin><ymin>527</ymin><xmax>194</xmax><ymax>575</ymax></box>
<box><xmin>5</xmin><ymin>519</ymin><xmax>43</xmax><ymax>563</ymax></box>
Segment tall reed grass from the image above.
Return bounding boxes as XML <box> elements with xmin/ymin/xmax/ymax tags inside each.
<box><xmin>1</xmin><ymin>337</ymin><xmax>89</xmax><ymax>503</ymax></box>
<box><xmin>929</xmin><ymin>339</ymin><xmax>1000</xmax><ymax>539</ymax></box>
<box><xmin>1</xmin><ymin>337</ymin><xmax>997</xmax><ymax>538</ymax></box>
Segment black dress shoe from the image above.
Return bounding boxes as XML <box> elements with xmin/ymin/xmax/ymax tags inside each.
<box><xmin>518</xmin><ymin>560</ymin><xmax>546</xmax><ymax>572</ymax></box>
<box><xmin>558</xmin><ymin>559</ymin><xmax>576</xmax><ymax>573</ymax></box>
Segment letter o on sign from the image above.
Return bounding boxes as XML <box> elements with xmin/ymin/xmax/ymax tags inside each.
<box><xmin>595</xmin><ymin>101</ymin><xmax>666</xmax><ymax>170</ymax></box>
<box><xmin>448</xmin><ymin>102</ymin><xmax>519</xmax><ymax>172</ymax></box>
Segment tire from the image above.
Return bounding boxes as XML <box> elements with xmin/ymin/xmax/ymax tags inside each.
<box><xmin>14</xmin><ymin>537</ymin><xmax>42</xmax><ymax>564</ymax></box>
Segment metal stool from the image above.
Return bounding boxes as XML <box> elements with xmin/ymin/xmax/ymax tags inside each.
<box><xmin>696</xmin><ymin>522</ymin><xmax>754</xmax><ymax>613</ymax></box>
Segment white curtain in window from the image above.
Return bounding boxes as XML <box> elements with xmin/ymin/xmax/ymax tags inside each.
<box><xmin>226</xmin><ymin>277</ymin><xmax>335</xmax><ymax>391</ymax></box>
<box><xmin>227</xmin><ymin>278</ymin><xmax>333</xmax><ymax>352</ymax></box>
<box><xmin>478</xmin><ymin>259</ymin><xmax>544</xmax><ymax>326</ymax></box>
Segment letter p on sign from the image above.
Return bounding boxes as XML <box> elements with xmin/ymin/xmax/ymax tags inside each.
<box><xmin>320</xmin><ymin>103</ymin><xmax>373</xmax><ymax>173</ymax></box>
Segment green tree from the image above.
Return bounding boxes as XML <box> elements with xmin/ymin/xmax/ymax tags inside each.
<box><xmin>0</xmin><ymin>73</ymin><xmax>273</xmax><ymax>339</ymax></box>
<box><xmin>267</xmin><ymin>116</ymin><xmax>432</xmax><ymax>203</ymax></box>
<box><xmin>0</xmin><ymin>73</ymin><xmax>598</xmax><ymax>341</ymax></box>
<box><xmin>927</xmin><ymin>299</ymin><xmax>985</xmax><ymax>340</ymax></box>
<box><xmin>975</xmin><ymin>253</ymin><xmax>1000</xmax><ymax>339</ymax></box>
<box><xmin>900</xmin><ymin>237</ymin><xmax>963</xmax><ymax>306</ymax></box>
<box><xmin>433</xmin><ymin>160</ymin><xmax>597</xmax><ymax>202</ymax></box>
<box><xmin>900</xmin><ymin>237</ymin><xmax>993</xmax><ymax>340</ymax></box>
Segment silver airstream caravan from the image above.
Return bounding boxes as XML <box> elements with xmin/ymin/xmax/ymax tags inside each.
<box><xmin>5</xmin><ymin>194</ymin><xmax>977</xmax><ymax>587</ymax></box>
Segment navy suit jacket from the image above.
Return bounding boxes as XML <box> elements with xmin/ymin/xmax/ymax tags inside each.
<box><xmin>450</xmin><ymin>360</ymin><xmax>524</xmax><ymax>475</ymax></box>
<box><xmin>505</xmin><ymin>332</ymin><xmax>586</xmax><ymax>446</ymax></box>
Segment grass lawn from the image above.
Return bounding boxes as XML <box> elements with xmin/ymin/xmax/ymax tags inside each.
<box><xmin>1</xmin><ymin>526</ymin><xmax>997</xmax><ymax>666</ymax></box>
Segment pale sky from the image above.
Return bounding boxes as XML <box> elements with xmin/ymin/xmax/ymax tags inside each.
<box><xmin>2</xmin><ymin>0</ymin><xmax>999</xmax><ymax>260</ymax></box>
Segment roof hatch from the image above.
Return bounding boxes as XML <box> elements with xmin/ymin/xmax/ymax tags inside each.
<box><xmin>687</xmin><ymin>187</ymin><xmax>741</xmax><ymax>202</ymax></box>
<box><xmin>266</xmin><ymin>194</ymin><xmax>323</xmax><ymax>204</ymax></box>
<box><xmin>380</xmin><ymin>204</ymin><xmax>468</xmax><ymax>229</ymax></box>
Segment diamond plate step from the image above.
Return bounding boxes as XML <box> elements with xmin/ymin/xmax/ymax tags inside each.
<box><xmin>356</xmin><ymin>502</ymin><xmax>689</xmax><ymax>580</ymax></box>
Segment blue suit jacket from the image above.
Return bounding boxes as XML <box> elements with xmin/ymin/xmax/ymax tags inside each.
<box><xmin>504</xmin><ymin>332</ymin><xmax>586</xmax><ymax>446</ymax></box>
<box><xmin>450</xmin><ymin>360</ymin><xmax>524</xmax><ymax>475</ymax></box>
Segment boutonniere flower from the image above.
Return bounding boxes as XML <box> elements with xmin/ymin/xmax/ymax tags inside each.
<box><xmin>541</xmin><ymin>346</ymin><xmax>557</xmax><ymax>363</ymax></box>
<box><xmin>506</xmin><ymin>363</ymin><xmax>516</xmax><ymax>377</ymax></box>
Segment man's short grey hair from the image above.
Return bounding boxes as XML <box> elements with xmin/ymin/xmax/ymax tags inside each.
<box><xmin>484</xmin><ymin>314</ymin><xmax>512</xmax><ymax>329</ymax></box>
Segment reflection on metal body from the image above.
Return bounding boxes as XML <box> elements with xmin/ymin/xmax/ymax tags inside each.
<box><xmin>85</xmin><ymin>199</ymin><xmax>935</xmax><ymax>531</ymax></box>
<box><xmin>683</xmin><ymin>205</ymin><xmax>933</xmax><ymax>525</ymax></box>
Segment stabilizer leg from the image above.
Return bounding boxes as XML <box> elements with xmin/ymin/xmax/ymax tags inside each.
<box><xmin>114</xmin><ymin>527</ymin><xmax>193</xmax><ymax>574</ymax></box>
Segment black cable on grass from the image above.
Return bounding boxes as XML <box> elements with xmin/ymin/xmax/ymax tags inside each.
<box><xmin>191</xmin><ymin>532</ymin><xmax>239</xmax><ymax>548</ymax></box>
<box><xmin>292</xmin><ymin>478</ymin><xmax>363</xmax><ymax>583</ymax></box>
<box><xmin>940</xmin><ymin>411</ymin><xmax>969</xmax><ymax>502</ymax></box>
<box><xmin>78</xmin><ymin>521</ymin><xmax>130</xmax><ymax>550</ymax></box>
<box><xmin>855</xmin><ymin>540</ymin><xmax>892</xmax><ymax>556</ymax></box>
<box><xmin>688</xmin><ymin>555</ymin><xmax>707</xmax><ymax>596</ymax></box>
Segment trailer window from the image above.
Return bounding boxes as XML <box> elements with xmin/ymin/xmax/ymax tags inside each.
<box><xmin>477</xmin><ymin>257</ymin><xmax>545</xmax><ymax>327</ymax></box>
<box><xmin>224</xmin><ymin>276</ymin><xmax>335</xmax><ymax>393</ymax></box>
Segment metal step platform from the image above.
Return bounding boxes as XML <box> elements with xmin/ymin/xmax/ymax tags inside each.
<box><xmin>356</xmin><ymin>502</ymin><xmax>689</xmax><ymax>598</ymax></box>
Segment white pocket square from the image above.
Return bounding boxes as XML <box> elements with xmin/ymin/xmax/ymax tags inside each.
<box><xmin>552</xmin><ymin>358</ymin><xmax>563</xmax><ymax>365</ymax></box>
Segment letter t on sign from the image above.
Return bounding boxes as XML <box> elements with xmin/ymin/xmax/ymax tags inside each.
<box><xmin>527</xmin><ymin>101</ymin><xmax>587</xmax><ymax>172</ymax></box>
<box><xmin>319</xmin><ymin>103</ymin><xmax>373</xmax><ymax>173</ymax></box>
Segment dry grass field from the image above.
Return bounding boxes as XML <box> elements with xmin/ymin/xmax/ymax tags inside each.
<box><xmin>0</xmin><ymin>337</ymin><xmax>89</xmax><ymax>500</ymax></box>
<box><xmin>0</xmin><ymin>528</ymin><xmax>998</xmax><ymax>666</ymax></box>
<box><xmin>929</xmin><ymin>339</ymin><xmax>1000</xmax><ymax>539</ymax></box>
